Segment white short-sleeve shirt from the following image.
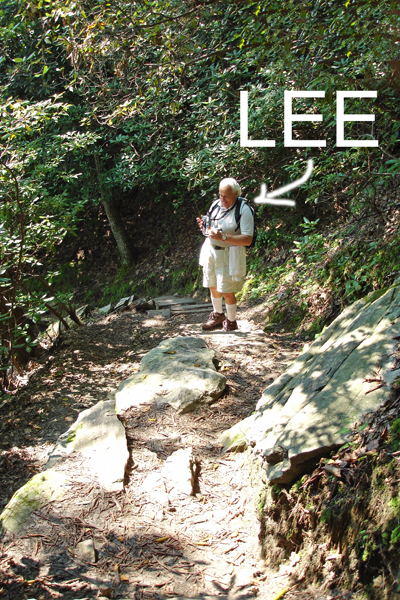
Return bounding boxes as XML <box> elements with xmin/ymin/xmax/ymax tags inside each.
<box><xmin>209</xmin><ymin>199</ymin><xmax>253</xmax><ymax>248</ymax></box>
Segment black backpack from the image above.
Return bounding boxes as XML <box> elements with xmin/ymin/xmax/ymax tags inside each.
<box><xmin>207</xmin><ymin>197</ymin><xmax>257</xmax><ymax>248</ymax></box>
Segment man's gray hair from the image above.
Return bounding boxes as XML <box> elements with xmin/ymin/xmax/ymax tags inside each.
<box><xmin>220</xmin><ymin>177</ymin><xmax>241</xmax><ymax>197</ymax></box>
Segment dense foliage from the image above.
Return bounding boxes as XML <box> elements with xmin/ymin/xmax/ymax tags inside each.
<box><xmin>0</xmin><ymin>0</ymin><xmax>399</xmax><ymax>389</ymax></box>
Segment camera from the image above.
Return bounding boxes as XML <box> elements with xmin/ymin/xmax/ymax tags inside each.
<box><xmin>201</xmin><ymin>215</ymin><xmax>211</xmax><ymax>236</ymax></box>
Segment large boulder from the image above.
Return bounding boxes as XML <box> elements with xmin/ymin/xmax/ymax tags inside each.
<box><xmin>222</xmin><ymin>284</ymin><xmax>400</xmax><ymax>485</ymax></box>
<box><xmin>113</xmin><ymin>336</ymin><xmax>226</xmax><ymax>414</ymax></box>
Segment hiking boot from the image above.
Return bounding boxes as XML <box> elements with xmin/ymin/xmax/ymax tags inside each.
<box><xmin>222</xmin><ymin>318</ymin><xmax>238</xmax><ymax>331</ymax></box>
<box><xmin>202</xmin><ymin>311</ymin><xmax>225</xmax><ymax>331</ymax></box>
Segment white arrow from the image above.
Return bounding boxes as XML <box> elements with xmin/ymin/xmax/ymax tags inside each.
<box><xmin>254</xmin><ymin>159</ymin><xmax>314</xmax><ymax>207</ymax></box>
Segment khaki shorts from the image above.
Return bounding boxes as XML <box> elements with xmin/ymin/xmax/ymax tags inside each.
<box><xmin>201</xmin><ymin>244</ymin><xmax>245</xmax><ymax>293</ymax></box>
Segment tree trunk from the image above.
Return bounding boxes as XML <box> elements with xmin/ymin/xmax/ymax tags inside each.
<box><xmin>94</xmin><ymin>154</ymin><xmax>136</xmax><ymax>267</ymax></box>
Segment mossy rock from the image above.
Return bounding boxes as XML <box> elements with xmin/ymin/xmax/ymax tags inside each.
<box><xmin>365</xmin><ymin>287</ymin><xmax>388</xmax><ymax>305</ymax></box>
<box><xmin>219</xmin><ymin>415</ymin><xmax>253</xmax><ymax>452</ymax></box>
<box><xmin>0</xmin><ymin>470</ymin><xmax>69</xmax><ymax>534</ymax></box>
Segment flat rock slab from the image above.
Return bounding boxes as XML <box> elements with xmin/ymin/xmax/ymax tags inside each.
<box><xmin>223</xmin><ymin>285</ymin><xmax>400</xmax><ymax>484</ymax></box>
<box><xmin>46</xmin><ymin>399</ymin><xmax>129</xmax><ymax>492</ymax></box>
<box><xmin>113</xmin><ymin>336</ymin><xmax>226</xmax><ymax>414</ymax></box>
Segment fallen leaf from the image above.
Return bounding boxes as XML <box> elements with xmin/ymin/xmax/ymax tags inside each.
<box><xmin>99</xmin><ymin>588</ymin><xmax>114</xmax><ymax>599</ymax></box>
<box><xmin>272</xmin><ymin>588</ymin><xmax>289</xmax><ymax>600</ymax></box>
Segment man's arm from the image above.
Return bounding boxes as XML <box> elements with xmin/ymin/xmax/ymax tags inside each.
<box><xmin>209</xmin><ymin>230</ymin><xmax>252</xmax><ymax>246</ymax></box>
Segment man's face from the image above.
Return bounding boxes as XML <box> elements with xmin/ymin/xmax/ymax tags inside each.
<box><xmin>219</xmin><ymin>184</ymin><xmax>237</xmax><ymax>209</ymax></box>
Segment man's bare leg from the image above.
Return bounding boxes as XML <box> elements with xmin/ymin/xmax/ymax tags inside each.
<box><xmin>209</xmin><ymin>286</ymin><xmax>224</xmax><ymax>315</ymax></box>
<box><xmin>222</xmin><ymin>292</ymin><xmax>237</xmax><ymax>324</ymax></box>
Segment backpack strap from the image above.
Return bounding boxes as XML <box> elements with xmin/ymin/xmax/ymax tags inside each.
<box><xmin>234</xmin><ymin>197</ymin><xmax>245</xmax><ymax>232</ymax></box>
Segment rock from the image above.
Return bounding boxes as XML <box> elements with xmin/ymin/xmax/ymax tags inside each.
<box><xmin>223</xmin><ymin>284</ymin><xmax>400</xmax><ymax>485</ymax></box>
<box><xmin>146</xmin><ymin>434</ymin><xmax>182</xmax><ymax>454</ymax></box>
<box><xmin>161</xmin><ymin>448</ymin><xmax>196</xmax><ymax>496</ymax></box>
<box><xmin>113</xmin><ymin>295</ymin><xmax>138</xmax><ymax>312</ymax></box>
<box><xmin>134</xmin><ymin>297</ymin><xmax>156</xmax><ymax>312</ymax></box>
<box><xmin>127</xmin><ymin>293</ymin><xmax>138</xmax><ymax>306</ymax></box>
<box><xmin>76</xmin><ymin>539</ymin><xmax>96</xmax><ymax>563</ymax></box>
<box><xmin>46</xmin><ymin>399</ymin><xmax>129</xmax><ymax>492</ymax></box>
<box><xmin>113</xmin><ymin>336</ymin><xmax>226</xmax><ymax>414</ymax></box>
<box><xmin>45</xmin><ymin>305</ymin><xmax>92</xmax><ymax>337</ymax></box>
<box><xmin>141</xmin><ymin>448</ymin><xmax>197</xmax><ymax>503</ymax></box>
<box><xmin>114</xmin><ymin>296</ymin><xmax>131</xmax><ymax>311</ymax></box>
<box><xmin>219</xmin><ymin>415</ymin><xmax>253</xmax><ymax>452</ymax></box>
<box><xmin>99</xmin><ymin>303</ymin><xmax>112</xmax><ymax>315</ymax></box>
<box><xmin>76</xmin><ymin>304</ymin><xmax>93</xmax><ymax>319</ymax></box>
<box><xmin>0</xmin><ymin>470</ymin><xmax>70</xmax><ymax>534</ymax></box>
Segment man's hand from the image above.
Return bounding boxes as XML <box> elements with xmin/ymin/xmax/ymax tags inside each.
<box><xmin>196</xmin><ymin>216</ymin><xmax>204</xmax><ymax>232</ymax></box>
<box><xmin>209</xmin><ymin>228</ymin><xmax>222</xmax><ymax>241</ymax></box>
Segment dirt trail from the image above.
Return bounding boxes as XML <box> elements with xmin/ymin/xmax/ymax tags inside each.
<box><xmin>0</xmin><ymin>302</ymin><xmax>311</xmax><ymax>600</ymax></box>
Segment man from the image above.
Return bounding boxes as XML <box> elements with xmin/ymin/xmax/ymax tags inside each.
<box><xmin>196</xmin><ymin>178</ymin><xmax>254</xmax><ymax>331</ymax></box>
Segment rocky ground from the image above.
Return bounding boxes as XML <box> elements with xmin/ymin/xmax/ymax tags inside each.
<box><xmin>0</xmin><ymin>300</ymin><xmax>342</xmax><ymax>600</ymax></box>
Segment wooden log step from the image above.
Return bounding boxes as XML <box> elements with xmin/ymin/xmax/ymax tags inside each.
<box><xmin>170</xmin><ymin>302</ymin><xmax>227</xmax><ymax>311</ymax></box>
<box><xmin>155</xmin><ymin>297</ymin><xmax>196</xmax><ymax>309</ymax></box>
<box><xmin>147</xmin><ymin>309</ymin><xmax>171</xmax><ymax>318</ymax></box>
<box><xmin>171</xmin><ymin>307</ymin><xmax>214</xmax><ymax>315</ymax></box>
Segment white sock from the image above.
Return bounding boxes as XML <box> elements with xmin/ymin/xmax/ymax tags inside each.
<box><xmin>211</xmin><ymin>296</ymin><xmax>223</xmax><ymax>314</ymax></box>
<box><xmin>226</xmin><ymin>303</ymin><xmax>237</xmax><ymax>322</ymax></box>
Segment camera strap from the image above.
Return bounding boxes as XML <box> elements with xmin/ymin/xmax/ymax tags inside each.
<box><xmin>207</xmin><ymin>199</ymin><xmax>237</xmax><ymax>225</ymax></box>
